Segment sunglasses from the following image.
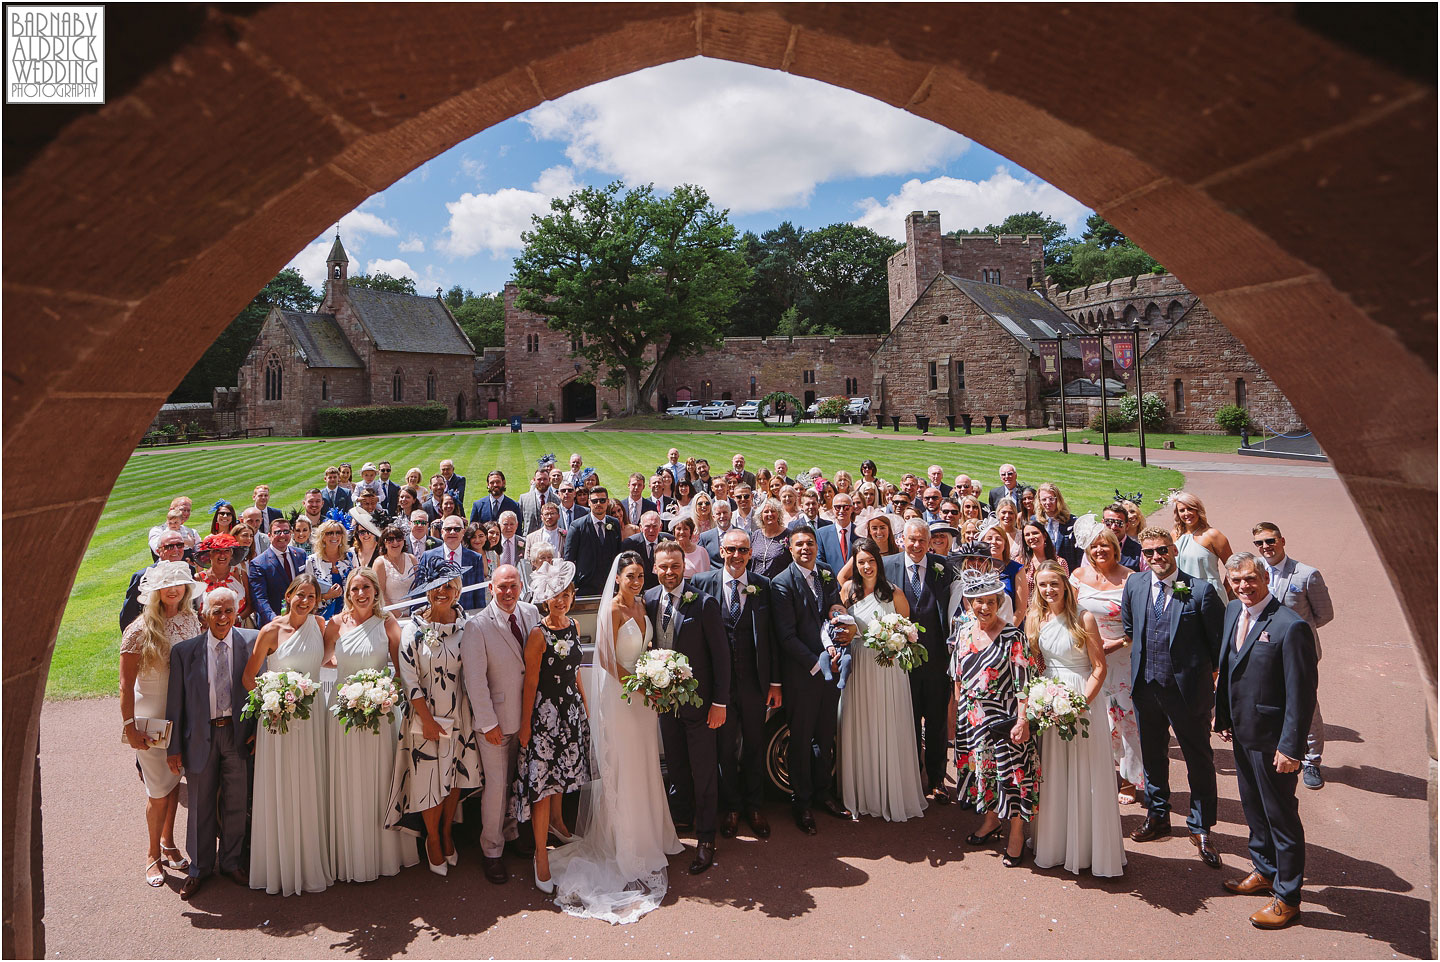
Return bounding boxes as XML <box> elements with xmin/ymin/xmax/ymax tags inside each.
<box><xmin>158</xmin><ymin>542</ymin><xmax>186</xmax><ymax>551</ymax></box>
<box><xmin>721</xmin><ymin>545</ymin><xmax>751</xmax><ymax>554</ymax></box>
<box><xmin>384</xmin><ymin>535</ymin><xmax>404</xmax><ymax>542</ymax></box>
<box><xmin>1140</xmin><ymin>546</ymin><xmax>1172</xmax><ymax>557</ymax></box>
<box><xmin>1102</xmin><ymin>518</ymin><xmax>1127</xmax><ymax>529</ymax></box>
<box><xmin>379</xmin><ymin>468</ymin><xmax>391</xmax><ymax>473</ymax></box>
<box><xmin>442</xmin><ymin>526</ymin><xmax>464</xmax><ymax>533</ymax></box>
<box><xmin>1253</xmin><ymin>537</ymin><xmax>1278</xmax><ymax>547</ymax></box>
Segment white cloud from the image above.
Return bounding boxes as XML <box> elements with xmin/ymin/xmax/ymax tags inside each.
<box><xmin>398</xmin><ymin>235</ymin><xmax>425</xmax><ymax>253</ymax></box>
<box><xmin>286</xmin><ymin>207</ymin><xmax>402</xmax><ymax>289</ymax></box>
<box><xmin>436</xmin><ymin>165</ymin><xmax>579</xmax><ymax>259</ymax></box>
<box><xmin>460</xmin><ymin>155</ymin><xmax>485</xmax><ymax>183</ymax></box>
<box><xmin>365</xmin><ymin>258</ymin><xmax>419</xmax><ymax>282</ymax></box>
<box><xmin>522</xmin><ymin>57</ymin><xmax>968</xmax><ymax>214</ymax></box>
<box><xmin>852</xmin><ymin>169</ymin><xmax>1090</xmax><ymax>239</ymax></box>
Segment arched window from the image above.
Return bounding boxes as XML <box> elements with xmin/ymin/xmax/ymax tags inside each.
<box><xmin>937</xmin><ymin>314</ymin><xmax>949</xmax><ymax>325</ymax></box>
<box><xmin>1106</xmin><ymin>307</ymin><xmax>1115</xmax><ymax>324</ymax></box>
<box><xmin>1236</xmin><ymin>377</ymin><xmax>1247</xmax><ymax>408</ymax></box>
<box><xmin>1173</xmin><ymin>378</ymin><xmax>1184</xmax><ymax>412</ymax></box>
<box><xmin>1168</xmin><ymin>300</ymin><xmax>1186</xmax><ymax>322</ymax></box>
<box><xmin>392</xmin><ymin>369</ymin><xmax>403</xmax><ymax>402</ymax></box>
<box><xmin>1122</xmin><ymin>304</ymin><xmax>1139</xmax><ymax>325</ymax></box>
<box><xmin>1145</xmin><ymin>302</ymin><xmax>1162</xmax><ymax>327</ymax></box>
<box><xmin>263</xmin><ymin>353</ymin><xmax>282</xmax><ymax>401</ymax></box>
<box><xmin>426</xmin><ymin>370</ymin><xmax>437</xmax><ymax>401</ymax></box>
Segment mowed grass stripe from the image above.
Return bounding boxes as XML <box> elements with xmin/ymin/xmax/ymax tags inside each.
<box><xmin>53</xmin><ymin>431</ymin><xmax>1182</xmax><ymax>699</ymax></box>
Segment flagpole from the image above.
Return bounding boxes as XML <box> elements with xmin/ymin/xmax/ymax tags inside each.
<box><xmin>1098</xmin><ymin>334</ymin><xmax>1111</xmax><ymax>461</ymax></box>
<box><xmin>1134</xmin><ymin>322</ymin><xmax>1146</xmax><ymax>467</ymax></box>
<box><xmin>1058</xmin><ymin>333</ymin><xmax>1069</xmax><ymax>454</ymax></box>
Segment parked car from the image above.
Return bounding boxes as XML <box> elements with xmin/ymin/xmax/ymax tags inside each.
<box><xmin>665</xmin><ymin>400</ymin><xmax>707</xmax><ymax>418</ymax></box>
<box><xmin>735</xmin><ymin>399</ymin><xmax>765</xmax><ymax>419</ymax></box>
<box><xmin>699</xmin><ymin>399</ymin><xmax>737</xmax><ymax>419</ymax></box>
<box><xmin>806</xmin><ymin>396</ymin><xmax>842</xmax><ymax>418</ymax></box>
<box><xmin>847</xmin><ymin>396</ymin><xmax>872</xmax><ymax>416</ymax></box>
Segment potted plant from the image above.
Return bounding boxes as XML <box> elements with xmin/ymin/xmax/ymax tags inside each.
<box><xmin>546</xmin><ymin>401</ymin><xmax>556</xmax><ymax>424</ymax></box>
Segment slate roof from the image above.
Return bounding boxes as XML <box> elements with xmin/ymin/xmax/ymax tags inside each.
<box><xmin>346</xmin><ymin>287</ymin><xmax>476</xmax><ymax>356</ymax></box>
<box><xmin>278</xmin><ymin>311</ymin><xmax>364</xmax><ymax>369</ymax></box>
<box><xmin>945</xmin><ymin>276</ymin><xmax>1093</xmax><ymax>359</ymax></box>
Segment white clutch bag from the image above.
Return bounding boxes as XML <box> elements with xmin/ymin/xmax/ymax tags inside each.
<box><xmin>121</xmin><ymin>717</ymin><xmax>172</xmax><ymax>749</ymax></box>
<box><xmin>410</xmin><ymin>715</ymin><xmax>455</xmax><ymax>740</ymax></box>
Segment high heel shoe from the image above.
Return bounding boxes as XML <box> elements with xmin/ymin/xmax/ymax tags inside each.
<box><xmin>1001</xmin><ymin>843</ymin><xmax>1028</xmax><ymax>868</ymax></box>
<box><xmin>548</xmin><ymin>823</ymin><xmax>574</xmax><ymax>843</ymax></box>
<box><xmin>533</xmin><ymin>857</ymin><xmax>555</xmax><ymax>894</ymax></box>
<box><xmin>444</xmin><ymin>843</ymin><xmax>458</xmax><ymax>867</ymax></box>
<box><xmin>160</xmin><ymin>844</ymin><xmax>190</xmax><ymax>871</ymax></box>
<box><xmin>427</xmin><ymin>844</ymin><xmax>449</xmax><ymax>877</ymax></box>
<box><xmin>966</xmin><ymin>824</ymin><xmax>1005</xmax><ymax>846</ymax></box>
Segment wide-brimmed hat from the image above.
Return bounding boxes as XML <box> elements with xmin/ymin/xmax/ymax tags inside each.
<box><xmin>195</xmin><ymin>532</ymin><xmax>239</xmax><ymax>560</ymax></box>
<box><xmin>528</xmin><ymin>560</ymin><xmax>577</xmax><ymax>606</ymax></box>
<box><xmin>959</xmin><ymin>568</ymin><xmax>1006</xmax><ymax>598</ymax></box>
<box><xmin>928</xmin><ymin>521</ymin><xmax>961</xmax><ymax>540</ymax></box>
<box><xmin>383</xmin><ymin>556</ymin><xmax>486</xmax><ymax>611</ymax></box>
<box><xmin>138</xmin><ymin>560</ymin><xmax>200</xmax><ymax>604</ymax></box>
<box><xmin>854</xmin><ymin>506</ymin><xmax>901</xmax><ymax>538</ymax></box>
<box><xmin>349</xmin><ymin>505</ymin><xmax>382</xmax><ymax>537</ymax></box>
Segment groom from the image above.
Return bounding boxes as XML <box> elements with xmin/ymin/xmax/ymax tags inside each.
<box><xmin>645</xmin><ymin>542</ymin><xmax>730</xmax><ymax>874</ymax></box>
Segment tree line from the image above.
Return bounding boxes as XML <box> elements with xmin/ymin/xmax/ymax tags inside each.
<box><xmin>952</xmin><ymin>211</ymin><xmax>1164</xmax><ymax>291</ymax></box>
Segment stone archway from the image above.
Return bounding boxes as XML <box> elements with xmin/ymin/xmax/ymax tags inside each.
<box><xmin>3</xmin><ymin>6</ymin><xmax>1434</xmax><ymax>956</ymax></box>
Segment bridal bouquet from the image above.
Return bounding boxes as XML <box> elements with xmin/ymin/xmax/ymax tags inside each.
<box><xmin>330</xmin><ymin>667</ymin><xmax>400</xmax><ymax>734</ymax></box>
<box><xmin>622</xmin><ymin>649</ymin><xmax>702</xmax><ymax>713</ymax></box>
<box><xmin>242</xmin><ymin>670</ymin><xmax>320</xmax><ymax>735</ymax></box>
<box><xmin>861</xmin><ymin>612</ymin><xmax>928</xmax><ymax>671</ymax></box>
<box><xmin>1023</xmin><ymin>677</ymin><xmax>1091</xmax><ymax>741</ymax></box>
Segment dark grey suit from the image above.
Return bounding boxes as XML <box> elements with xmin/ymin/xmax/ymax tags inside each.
<box><xmin>770</xmin><ymin>562</ymin><xmax>844</xmax><ymax>809</ymax></box>
<box><xmin>166</xmin><ymin>628</ymin><xmax>257</xmax><ymax>879</ymax></box>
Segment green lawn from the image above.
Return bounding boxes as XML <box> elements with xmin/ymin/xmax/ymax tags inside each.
<box><xmin>55</xmin><ymin>431</ymin><xmax>1182</xmax><ymax>699</ymax></box>
<box><xmin>1019</xmin><ymin>430</ymin><xmax>1246</xmax><ymax>453</ymax></box>
<box><xmin>588</xmin><ymin>415</ymin><xmax>845</xmax><ymax>433</ymax></box>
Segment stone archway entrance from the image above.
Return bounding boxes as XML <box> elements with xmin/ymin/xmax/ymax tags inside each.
<box><xmin>561</xmin><ymin>377</ymin><xmax>597</xmax><ymax>422</ymax></box>
<box><xmin>3</xmin><ymin>6</ymin><xmax>1434</xmax><ymax>956</ymax></box>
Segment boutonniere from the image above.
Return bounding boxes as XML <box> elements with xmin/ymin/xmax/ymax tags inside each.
<box><xmin>1171</xmin><ymin>581</ymin><xmax>1192</xmax><ymax>601</ymax></box>
<box><xmin>551</xmin><ymin>636</ymin><xmax>574</xmax><ymax>657</ymax></box>
<box><xmin>932</xmin><ymin>562</ymin><xmax>944</xmax><ymax>576</ymax></box>
<box><xmin>743</xmin><ymin>584</ymin><xmax>758</xmax><ymax>596</ymax></box>
<box><xmin>682</xmin><ymin>591</ymin><xmax>697</xmax><ymax>605</ymax></box>
<box><xmin>605</xmin><ymin>520</ymin><xmax>616</xmax><ymax>531</ymax></box>
<box><xmin>420</xmin><ymin>626</ymin><xmax>442</xmax><ymax>651</ymax></box>
<box><xmin>819</xmin><ymin>569</ymin><xmax>833</xmax><ymax>583</ymax></box>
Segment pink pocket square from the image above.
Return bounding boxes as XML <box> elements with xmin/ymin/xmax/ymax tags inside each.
<box><xmin>1259</xmin><ymin>631</ymin><xmax>1273</xmax><ymax>643</ymax></box>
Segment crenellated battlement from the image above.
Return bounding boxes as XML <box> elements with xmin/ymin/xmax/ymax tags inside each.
<box><xmin>889</xmin><ymin>211</ymin><xmax>1047</xmax><ymax>327</ymax></box>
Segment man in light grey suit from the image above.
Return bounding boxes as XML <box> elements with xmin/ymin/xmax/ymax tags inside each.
<box><xmin>1252</xmin><ymin>522</ymin><xmax>1334</xmax><ymax>789</ymax></box>
<box><xmin>460</xmin><ymin>564</ymin><xmax>541</xmax><ymax>884</ymax></box>
<box><xmin>165</xmin><ymin>587</ymin><xmax>256</xmax><ymax>900</ymax></box>
<box><xmin>518</xmin><ymin>467</ymin><xmax>561</xmax><ymax>535</ymax></box>
<box><xmin>495</xmin><ymin>511</ymin><xmax>531</xmax><ymax>596</ymax></box>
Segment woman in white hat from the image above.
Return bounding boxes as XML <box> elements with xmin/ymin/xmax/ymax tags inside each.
<box><xmin>512</xmin><ymin>560</ymin><xmax>594</xmax><ymax>892</ymax></box>
<box><xmin>118</xmin><ymin>560</ymin><xmax>201</xmax><ymax>887</ymax></box>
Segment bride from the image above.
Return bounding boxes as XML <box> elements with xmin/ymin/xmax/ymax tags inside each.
<box><xmin>546</xmin><ymin>551</ymin><xmax>683</xmax><ymax>923</ymax></box>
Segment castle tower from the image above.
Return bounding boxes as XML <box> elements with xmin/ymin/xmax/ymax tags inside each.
<box><xmin>325</xmin><ymin>231</ymin><xmax>348</xmax><ymax>306</ymax></box>
<box><xmin>887</xmin><ymin>210</ymin><xmax>944</xmax><ymax>328</ymax></box>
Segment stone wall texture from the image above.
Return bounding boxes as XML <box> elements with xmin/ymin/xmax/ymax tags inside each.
<box><xmin>887</xmin><ymin>211</ymin><xmax>1046</xmax><ymax>326</ymax></box>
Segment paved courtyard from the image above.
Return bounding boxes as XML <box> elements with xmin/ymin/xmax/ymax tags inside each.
<box><xmin>40</xmin><ymin>437</ymin><xmax>1431</xmax><ymax>958</ymax></box>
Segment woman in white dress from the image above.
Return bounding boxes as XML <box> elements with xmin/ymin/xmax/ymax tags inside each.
<box><xmin>119</xmin><ymin>561</ymin><xmax>202</xmax><ymax>887</ymax></box>
<box><xmin>547</xmin><ymin>551</ymin><xmax>683</xmax><ymax>923</ymax></box>
<box><xmin>1028</xmin><ymin>562</ymin><xmax>1126</xmax><ymax>877</ymax></box>
<box><xmin>1170</xmin><ymin>491</ymin><xmax>1232</xmax><ymax>599</ymax></box>
<box><xmin>1070</xmin><ymin>523</ymin><xmax>1144</xmax><ymax>804</ymax></box>
<box><xmin>242</xmin><ymin>573</ymin><xmax>334</xmax><ymax>895</ymax></box>
<box><xmin>324</xmin><ymin>568</ymin><xmax>416</xmax><ymax>882</ymax></box>
<box><xmin>372</xmin><ymin>524</ymin><xmax>415</xmax><ymax>610</ymax></box>
<box><xmin>838</xmin><ymin>538</ymin><xmax>927</xmax><ymax>822</ymax></box>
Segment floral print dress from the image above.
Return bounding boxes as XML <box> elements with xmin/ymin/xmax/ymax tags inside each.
<box><xmin>510</xmin><ymin>620</ymin><xmax>595</xmax><ymax>822</ymax></box>
<box><xmin>952</xmin><ymin>623</ymin><xmax>1041</xmax><ymax>820</ymax></box>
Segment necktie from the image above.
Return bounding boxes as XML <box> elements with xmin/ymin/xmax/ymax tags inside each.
<box><xmin>662</xmin><ymin>591</ymin><xmax>675</xmax><ymax>637</ymax></box>
<box><xmin>1152</xmin><ymin>581</ymin><xmax>1167</xmax><ymax>621</ymax></box>
<box><xmin>281</xmin><ymin>550</ymin><xmax>292</xmax><ymax>581</ymax></box>
<box><xmin>214</xmin><ymin>641</ymin><xmax>230</xmax><ymax>717</ymax></box>
<box><xmin>646</xmin><ymin>541</ymin><xmax>655</xmax><ymax>565</ymax></box>
<box><xmin>448</xmin><ymin>549</ymin><xmax>455</xmax><ymax>562</ymax></box>
<box><xmin>1235</xmin><ymin>607</ymin><xmax>1251</xmax><ymax>652</ymax></box>
<box><xmin>808</xmin><ymin>569</ymin><xmax>821</xmax><ymax>612</ymax></box>
<box><xmin>839</xmin><ymin>527</ymin><xmax>847</xmax><ymax>561</ymax></box>
<box><xmin>492</xmin><ymin>497</ymin><xmax>500</xmax><ymax>516</ymax></box>
<box><xmin>909</xmin><ymin>562</ymin><xmax>922</xmax><ymax>600</ymax></box>
<box><xmin>729</xmin><ymin>579</ymin><xmax>742</xmax><ymax>618</ymax></box>
<box><xmin>595</xmin><ymin>520</ymin><xmax>605</xmax><ymax>540</ymax></box>
<box><xmin>509</xmin><ymin>612</ymin><xmax>525</xmax><ymax>648</ymax></box>
<box><xmin>503</xmin><ymin>540</ymin><xmax>514</xmax><ymax>567</ymax></box>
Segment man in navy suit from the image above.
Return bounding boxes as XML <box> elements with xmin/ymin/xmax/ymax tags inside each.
<box><xmin>692</xmin><ymin>528</ymin><xmax>782</xmax><ymax>840</ymax></box>
<box><xmin>251</xmin><ymin>484</ymin><xmax>283</xmax><ymax>529</ymax></box>
<box><xmin>619</xmin><ymin>472</ymin><xmax>656</xmax><ymax>528</ymax></box>
<box><xmin>697</xmin><ymin>501</ymin><xmax>734</xmax><ymax>567</ymax></box>
<box><xmin>421</xmin><ymin>474</ymin><xmax>448</xmax><ymax>522</ymax></box>
<box><xmin>247</xmin><ymin>517</ymin><xmax>308</xmax><ymax>626</ymax></box>
<box><xmin>438</xmin><ymin>458</ymin><xmax>466</xmax><ymax>504</ymax></box>
<box><xmin>563</xmin><ymin>486</ymin><xmax>622</xmax><ymax>596</ymax></box>
<box><xmin>165</xmin><ymin>587</ymin><xmax>256</xmax><ymax>900</ymax></box>
<box><xmin>321</xmin><ymin>466</ymin><xmax>353</xmax><ymax>513</ymax></box>
<box><xmin>986</xmin><ymin>463</ymin><xmax>1023</xmax><ymax>513</ymax></box>
<box><xmin>471</xmin><ymin>470</ymin><xmax>521</xmax><ymax>526</ymax></box>
<box><xmin>1037</xmin><ymin>485</ymin><xmax>1080</xmax><ymax>569</ymax></box>
<box><xmin>377</xmin><ymin>461</ymin><xmax>402</xmax><ymax>515</ymax></box>
<box><xmin>421</xmin><ymin>516</ymin><xmax>487</xmax><ymax>607</ymax></box>
<box><xmin>770</xmin><ymin>525</ymin><xmax>854</xmax><ymax>833</ymax></box>
<box><xmin>1121</xmin><ymin>526</ymin><xmax>1225</xmax><ymax>867</ymax></box>
<box><xmin>555</xmin><ymin>481</ymin><xmax>585</xmax><ymax>530</ymax></box>
<box><xmin>1214</xmin><ymin>553</ymin><xmax>1318</xmax><ymax>929</ymax></box>
<box><xmin>620</xmin><ymin>511</ymin><xmax>672</xmax><ymax>591</ymax></box>
<box><xmin>646</xmin><ymin>542</ymin><xmax>730</xmax><ymax>874</ymax></box>
<box><xmin>884</xmin><ymin>518</ymin><xmax>954</xmax><ymax>801</ymax></box>
<box><xmin>926</xmin><ymin>464</ymin><xmax>953</xmax><ymax>499</ymax></box>
<box><xmin>1103</xmin><ymin>503</ymin><xmax>1145</xmax><ymax>571</ymax></box>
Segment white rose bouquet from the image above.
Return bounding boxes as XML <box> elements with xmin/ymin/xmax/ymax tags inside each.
<box><xmin>861</xmin><ymin>612</ymin><xmax>928</xmax><ymax>671</ymax></box>
<box><xmin>622</xmin><ymin>648</ymin><xmax>702</xmax><ymax>713</ymax></box>
<box><xmin>241</xmin><ymin>669</ymin><xmax>320</xmax><ymax>735</ymax></box>
<box><xmin>1023</xmin><ymin>677</ymin><xmax>1091</xmax><ymax>741</ymax></box>
<box><xmin>330</xmin><ymin>667</ymin><xmax>400</xmax><ymax>734</ymax></box>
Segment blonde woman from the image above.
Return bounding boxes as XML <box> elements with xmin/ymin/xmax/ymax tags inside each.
<box><xmin>959</xmin><ymin>495</ymin><xmax>985</xmax><ymax>523</ymax></box>
<box><xmin>405</xmin><ymin>467</ymin><xmax>424</xmax><ymax>489</ymax></box>
<box><xmin>690</xmin><ymin>493</ymin><xmax>715</xmax><ymax>534</ymax></box>
<box><xmin>120</xmin><ymin>561</ymin><xmax>202</xmax><ymax>886</ymax></box>
<box><xmin>306</xmin><ymin>519</ymin><xmax>355</xmax><ymax>619</ymax></box>
<box><xmin>1035</xmin><ymin>482</ymin><xmax>1079</xmax><ymax>568</ymax></box>
<box><xmin>1169</xmin><ymin>491</ymin><xmax>1232</xmax><ymax>598</ymax></box>
<box><xmin>1121</xmin><ymin>499</ymin><xmax>1148</xmax><ymax>540</ymax></box>
<box><xmin>854</xmin><ymin>481</ymin><xmax>880</xmax><ymax>512</ymax></box>
<box><xmin>994</xmin><ymin>498</ymin><xmax>1025</xmax><ymax>562</ymax></box>
<box><xmin>832</xmin><ymin>470</ymin><xmax>854</xmax><ymax>496</ymax></box>
<box><xmin>1026</xmin><ymin>562</ymin><xmax>1125</xmax><ymax>877</ymax></box>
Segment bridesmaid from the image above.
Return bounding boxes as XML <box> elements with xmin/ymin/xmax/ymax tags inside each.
<box><xmin>385</xmin><ymin>559</ymin><xmax>485</xmax><ymax>876</ymax></box>
<box><xmin>1170</xmin><ymin>491</ymin><xmax>1233</xmax><ymax>599</ymax></box>
<box><xmin>242</xmin><ymin>574</ymin><xmax>334</xmax><ymax>895</ymax></box>
<box><xmin>324</xmin><ymin>568</ymin><xmax>417</xmax><ymax>882</ymax></box>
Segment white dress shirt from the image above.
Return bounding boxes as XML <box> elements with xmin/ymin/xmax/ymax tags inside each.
<box><xmin>1150</xmin><ymin>568</ymin><xmax>1178</xmax><ymax>611</ymax></box>
<box><xmin>723</xmin><ymin>569</ymin><xmax>749</xmax><ymax>614</ymax></box>
<box><xmin>208</xmin><ymin>629</ymin><xmax>234</xmax><ymax>721</ymax></box>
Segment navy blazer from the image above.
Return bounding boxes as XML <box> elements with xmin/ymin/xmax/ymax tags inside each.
<box><xmin>442</xmin><ymin>474</ymin><xmax>467</xmax><ymax>504</ymax></box>
<box><xmin>644</xmin><ymin>581</ymin><xmax>731</xmax><ymax>720</ymax></box>
<box><xmin>166</xmin><ymin>628</ymin><xmax>258</xmax><ymax>772</ymax></box>
<box><xmin>884</xmin><ymin>551</ymin><xmax>953</xmax><ymax>662</ymax></box>
<box><xmin>120</xmin><ymin>565</ymin><xmax>151</xmax><ymax>631</ymax></box>
<box><xmin>620</xmin><ymin>532</ymin><xmax>675</xmax><ymax>591</ymax></box>
<box><xmin>564</xmin><ymin>513</ymin><xmax>623</xmax><ymax>596</ymax></box>
<box><xmin>692</xmin><ymin>568</ymin><xmax>777</xmax><ymax>689</ymax></box>
<box><xmin>1119</xmin><ymin>536</ymin><xmax>1144</xmax><ymax>572</ymax></box>
<box><xmin>808</xmin><ymin>522</ymin><xmax>847</xmax><ymax>572</ymax></box>
<box><xmin>769</xmin><ymin>562</ymin><xmax>843</xmax><ymax>680</ymax></box>
<box><xmin>248</xmin><ymin>545</ymin><xmax>308</xmax><ymax>627</ymax></box>
<box><xmin>380</xmin><ymin>479</ymin><xmax>402</xmax><ymax>515</ymax></box>
<box><xmin>321</xmin><ymin>486</ymin><xmax>352</xmax><ymax>513</ymax></box>
<box><xmin>697</xmin><ymin>526</ymin><xmax>728</xmax><ymax>567</ymax></box>
<box><xmin>419</xmin><ymin>545</ymin><xmax>488</xmax><ymax>608</ymax></box>
<box><xmin>618</xmin><ymin>496</ymin><xmax>657</xmax><ymax>527</ymax></box>
<box><xmin>1121</xmin><ymin>569</ymin><xmax>1225</xmax><ymax>707</ymax></box>
<box><xmin>1214</xmin><ymin>597</ymin><xmax>1318</xmax><ymax>759</ymax></box>
<box><xmin>469</xmin><ymin>494</ymin><xmax>521</xmax><ymax>526</ymax></box>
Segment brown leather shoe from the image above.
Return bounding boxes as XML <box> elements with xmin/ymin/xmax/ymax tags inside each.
<box><xmin>720</xmin><ymin>811</ymin><xmax>740</xmax><ymax>838</ymax></box>
<box><xmin>1250</xmin><ymin>896</ymin><xmax>1300</xmax><ymax>929</ymax></box>
<box><xmin>688</xmin><ymin>840</ymin><xmax>715</xmax><ymax>875</ymax></box>
<box><xmin>1223</xmin><ymin>871</ymin><xmax>1274</xmax><ymax>895</ymax></box>
<box><xmin>819</xmin><ymin>798</ymin><xmax>852</xmax><ymax>820</ymax></box>
<box><xmin>179</xmin><ymin>875</ymin><xmax>203</xmax><ymax>901</ymax></box>
<box><xmin>225</xmin><ymin>867</ymin><xmax>249</xmax><ymax>887</ymax></box>
<box><xmin>794</xmin><ymin>809</ymin><xmax>817</xmax><ymax>835</ymax></box>
<box><xmin>1130</xmin><ymin>814</ymin><xmax>1172</xmax><ymax>842</ymax></box>
<box><xmin>747</xmin><ymin>810</ymin><xmax>771</xmax><ymax>839</ymax></box>
<box><xmin>1190</xmin><ymin>832</ymin><xmax>1222</xmax><ymax>868</ymax></box>
<box><xmin>482</xmin><ymin>855</ymin><xmax>508</xmax><ymax>884</ymax></box>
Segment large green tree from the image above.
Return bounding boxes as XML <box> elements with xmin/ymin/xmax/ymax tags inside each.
<box><xmin>1047</xmin><ymin>215</ymin><xmax>1162</xmax><ymax>290</ymax></box>
<box><xmin>800</xmin><ymin>223</ymin><xmax>901</xmax><ymax>334</ymax></box>
<box><xmin>728</xmin><ymin>222</ymin><xmax>808</xmax><ymax>336</ymax></box>
<box><xmin>445</xmin><ymin>286</ymin><xmax>505</xmax><ymax>348</ymax></box>
<box><xmin>512</xmin><ymin>181</ymin><xmax>749</xmax><ymax>415</ymax></box>
<box><xmin>348</xmin><ymin>271</ymin><xmax>417</xmax><ymax>294</ymax></box>
<box><xmin>169</xmin><ymin>267</ymin><xmax>318</xmax><ymax>402</ymax></box>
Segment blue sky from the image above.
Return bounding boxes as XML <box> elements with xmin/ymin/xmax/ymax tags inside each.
<box><xmin>288</xmin><ymin>58</ymin><xmax>1092</xmax><ymax>297</ymax></box>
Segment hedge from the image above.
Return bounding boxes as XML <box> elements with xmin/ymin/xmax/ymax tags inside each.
<box><xmin>314</xmin><ymin>403</ymin><xmax>449</xmax><ymax>437</ymax></box>
<box><xmin>450</xmin><ymin>419</ymin><xmax>507</xmax><ymax>429</ymax></box>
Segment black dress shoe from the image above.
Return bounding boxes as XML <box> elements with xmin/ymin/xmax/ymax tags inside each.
<box><xmin>1130</xmin><ymin>814</ymin><xmax>1172</xmax><ymax>842</ymax></box>
<box><xmin>818</xmin><ymin>798</ymin><xmax>852</xmax><ymax>819</ymax></box>
<box><xmin>224</xmin><ymin>867</ymin><xmax>249</xmax><ymax>887</ymax></box>
<box><xmin>482</xmin><ymin>855</ymin><xmax>508</xmax><ymax>884</ymax></box>
<box><xmin>794</xmin><ymin>809</ymin><xmax>818</xmax><ymax>835</ymax></box>
<box><xmin>1191</xmin><ymin>832</ymin><xmax>1222</xmax><ymax>868</ymax></box>
<box><xmin>720</xmin><ymin>811</ymin><xmax>740</xmax><ymax>838</ymax></box>
<box><xmin>506</xmin><ymin>836</ymin><xmax>535</xmax><ymax>858</ymax></box>
<box><xmin>688</xmin><ymin>841</ymin><xmax>715</xmax><ymax>875</ymax></box>
<box><xmin>930</xmin><ymin>788</ymin><xmax>952</xmax><ymax>805</ymax></box>
<box><xmin>747</xmin><ymin>810</ymin><xmax>771</xmax><ymax>839</ymax></box>
<box><xmin>179</xmin><ymin>875</ymin><xmax>203</xmax><ymax>900</ymax></box>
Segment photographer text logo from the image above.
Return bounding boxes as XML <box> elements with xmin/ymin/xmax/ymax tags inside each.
<box><xmin>7</xmin><ymin>5</ymin><xmax>104</xmax><ymax>104</ymax></box>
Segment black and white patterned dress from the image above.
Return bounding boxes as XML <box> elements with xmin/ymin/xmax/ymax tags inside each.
<box><xmin>511</xmin><ymin>620</ymin><xmax>594</xmax><ymax>822</ymax></box>
<box><xmin>952</xmin><ymin>624</ymin><xmax>1042</xmax><ymax>821</ymax></box>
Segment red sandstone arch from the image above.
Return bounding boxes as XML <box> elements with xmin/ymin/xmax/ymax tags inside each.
<box><xmin>3</xmin><ymin>5</ymin><xmax>1435</xmax><ymax>955</ymax></box>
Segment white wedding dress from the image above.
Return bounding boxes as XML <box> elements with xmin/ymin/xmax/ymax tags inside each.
<box><xmin>548</xmin><ymin>595</ymin><xmax>682</xmax><ymax>924</ymax></box>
